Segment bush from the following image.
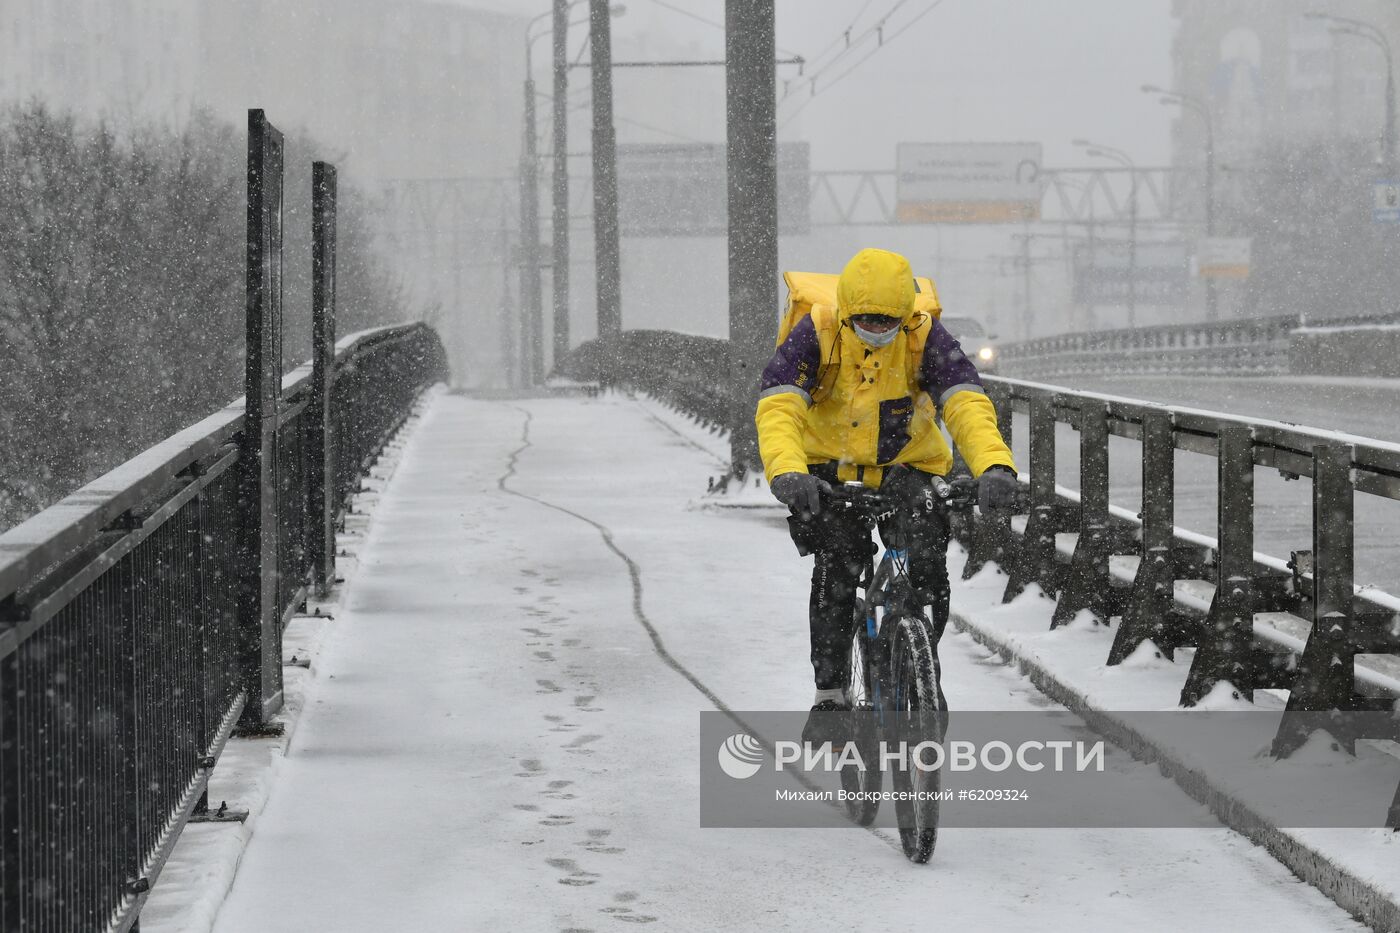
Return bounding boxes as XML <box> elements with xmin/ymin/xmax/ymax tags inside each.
<box><xmin>0</xmin><ymin>103</ymin><xmax>413</xmax><ymax>531</ymax></box>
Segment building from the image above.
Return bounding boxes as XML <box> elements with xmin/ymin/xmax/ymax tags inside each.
<box><xmin>1171</xmin><ymin>0</ymin><xmax>1400</xmax><ymax>171</ymax></box>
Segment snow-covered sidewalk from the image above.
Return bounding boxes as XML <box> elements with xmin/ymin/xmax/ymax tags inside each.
<box><xmin>193</xmin><ymin>392</ymin><xmax>1363</xmax><ymax>932</ymax></box>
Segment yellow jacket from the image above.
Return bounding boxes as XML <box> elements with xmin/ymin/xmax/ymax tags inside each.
<box><xmin>755</xmin><ymin>249</ymin><xmax>1015</xmax><ymax>487</ymax></box>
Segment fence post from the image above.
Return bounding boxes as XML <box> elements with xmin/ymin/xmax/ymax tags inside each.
<box><xmin>236</xmin><ymin>109</ymin><xmax>286</xmax><ymax>730</ymax></box>
<box><xmin>308</xmin><ymin>162</ymin><xmax>338</xmax><ymax>598</ymax></box>
<box><xmin>1</xmin><ymin>646</ymin><xmax>16</xmax><ymax>931</ymax></box>
<box><xmin>1274</xmin><ymin>444</ymin><xmax>1356</xmax><ymax>755</ymax></box>
<box><xmin>963</xmin><ymin>382</ymin><xmax>1015</xmax><ymax>579</ymax></box>
<box><xmin>1180</xmin><ymin>422</ymin><xmax>1254</xmax><ymax>706</ymax></box>
<box><xmin>1109</xmin><ymin>410</ymin><xmax>1176</xmax><ymax>663</ymax></box>
<box><xmin>1003</xmin><ymin>395</ymin><xmax>1057</xmax><ymax>602</ymax></box>
<box><xmin>1052</xmin><ymin>400</ymin><xmax>1112</xmax><ymax>627</ymax></box>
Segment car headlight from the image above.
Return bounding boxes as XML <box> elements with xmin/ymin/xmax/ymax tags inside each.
<box><xmin>977</xmin><ymin>347</ymin><xmax>995</xmax><ymax>361</ymax></box>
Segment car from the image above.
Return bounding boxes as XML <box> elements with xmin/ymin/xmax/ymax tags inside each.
<box><xmin>940</xmin><ymin>315</ymin><xmax>1000</xmax><ymax>375</ymax></box>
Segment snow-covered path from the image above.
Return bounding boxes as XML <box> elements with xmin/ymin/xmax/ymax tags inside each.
<box><xmin>210</xmin><ymin>393</ymin><xmax>1364</xmax><ymax>932</ymax></box>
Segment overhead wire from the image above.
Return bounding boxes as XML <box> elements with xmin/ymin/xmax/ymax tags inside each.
<box><xmin>779</xmin><ymin>0</ymin><xmax>945</xmax><ymax>129</ymax></box>
<box><xmin>792</xmin><ymin>0</ymin><xmax>882</xmax><ymax>83</ymax></box>
<box><xmin>778</xmin><ymin>0</ymin><xmax>910</xmax><ymax>103</ymax></box>
<box><xmin>615</xmin><ymin>113</ymin><xmax>710</xmax><ymax>144</ymax></box>
<box><xmin>644</xmin><ymin>0</ymin><xmax>806</xmax><ymax>60</ymax></box>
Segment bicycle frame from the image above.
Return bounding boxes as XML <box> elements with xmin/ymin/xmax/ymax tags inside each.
<box><xmin>839</xmin><ymin>475</ymin><xmax>974</xmax><ymax>728</ymax></box>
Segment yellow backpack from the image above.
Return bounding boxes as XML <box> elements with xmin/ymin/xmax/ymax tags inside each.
<box><xmin>777</xmin><ymin>270</ymin><xmax>943</xmax><ymax>401</ymax></box>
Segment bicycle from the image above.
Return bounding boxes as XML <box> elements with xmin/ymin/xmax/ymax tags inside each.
<box><xmin>824</xmin><ymin>473</ymin><xmax>976</xmax><ymax>863</ymax></box>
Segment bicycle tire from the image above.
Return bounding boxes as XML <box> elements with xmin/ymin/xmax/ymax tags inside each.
<box><xmin>884</xmin><ymin>612</ymin><xmax>943</xmax><ymax>864</ymax></box>
<box><xmin>839</xmin><ymin>607</ymin><xmax>882</xmax><ymax>825</ymax></box>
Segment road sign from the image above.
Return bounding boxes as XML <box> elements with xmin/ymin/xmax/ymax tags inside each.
<box><xmin>895</xmin><ymin>142</ymin><xmax>1043</xmax><ymax>224</ymax></box>
<box><xmin>1198</xmin><ymin>237</ymin><xmax>1252</xmax><ymax>279</ymax></box>
<box><xmin>1373</xmin><ymin>180</ymin><xmax>1400</xmax><ymax>224</ymax></box>
<box><xmin>617</xmin><ymin>142</ymin><xmax>810</xmax><ymax>237</ymax></box>
<box><xmin>1073</xmin><ymin>241</ymin><xmax>1189</xmax><ymax>306</ymax></box>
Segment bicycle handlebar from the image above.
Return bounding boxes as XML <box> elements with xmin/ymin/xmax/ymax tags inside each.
<box><xmin>821</xmin><ymin>474</ymin><xmax>977</xmax><ymax>517</ymax></box>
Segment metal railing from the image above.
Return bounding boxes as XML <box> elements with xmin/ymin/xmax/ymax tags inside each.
<box><xmin>970</xmin><ymin>378</ymin><xmax>1400</xmax><ymax>729</ymax></box>
<box><xmin>0</xmin><ymin>322</ymin><xmax>447</xmax><ymax>932</ymax></box>
<box><xmin>998</xmin><ymin>310</ymin><xmax>1400</xmax><ymax>378</ymax></box>
<box><xmin>560</xmin><ymin>329</ymin><xmax>731</xmax><ymax>431</ymax></box>
<box><xmin>565</xmin><ymin>331</ymin><xmax>1400</xmax><ymax>772</ymax></box>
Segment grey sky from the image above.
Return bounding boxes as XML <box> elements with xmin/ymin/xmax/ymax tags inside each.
<box><xmin>466</xmin><ymin>0</ymin><xmax>1174</xmax><ymax>170</ymax></box>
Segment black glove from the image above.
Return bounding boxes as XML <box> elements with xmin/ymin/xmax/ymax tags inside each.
<box><xmin>770</xmin><ymin>472</ymin><xmax>831</xmax><ymax>519</ymax></box>
<box><xmin>881</xmin><ymin>464</ymin><xmax>934</xmax><ymax>513</ymax></box>
<box><xmin>978</xmin><ymin>465</ymin><xmax>1019</xmax><ymax>513</ymax></box>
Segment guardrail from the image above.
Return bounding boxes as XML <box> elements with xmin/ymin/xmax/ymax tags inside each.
<box><xmin>999</xmin><ymin>311</ymin><xmax>1400</xmax><ymax>379</ymax></box>
<box><xmin>565</xmin><ymin>331</ymin><xmax>1400</xmax><ymax>799</ymax></box>
<box><xmin>0</xmin><ymin>110</ymin><xmax>450</xmax><ymax>932</ymax></box>
<box><xmin>561</xmin><ymin>329</ymin><xmax>731</xmax><ymax>431</ymax></box>
<box><xmin>0</xmin><ymin>321</ymin><xmax>446</xmax><ymax>932</ymax></box>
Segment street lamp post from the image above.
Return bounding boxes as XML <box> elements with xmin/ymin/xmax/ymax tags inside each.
<box><xmin>551</xmin><ymin>0</ymin><xmax>571</xmax><ymax>370</ymax></box>
<box><xmin>590</xmin><ymin>0</ymin><xmax>623</xmax><ymax>342</ymax></box>
<box><xmin>518</xmin><ymin>74</ymin><xmax>543</xmax><ymax>385</ymax></box>
<box><xmin>522</xmin><ymin>1</ymin><xmax>619</xmax><ymax>383</ymax></box>
<box><xmin>521</xmin><ymin>10</ymin><xmax>557</xmax><ymax>386</ymax></box>
<box><xmin>1144</xmin><ymin>83</ymin><xmax>1218</xmax><ymax>320</ymax></box>
<box><xmin>1307</xmin><ymin>11</ymin><xmax>1396</xmax><ymax>171</ymax></box>
<box><xmin>1075</xmin><ymin>139</ymin><xmax>1139</xmax><ymax>329</ymax></box>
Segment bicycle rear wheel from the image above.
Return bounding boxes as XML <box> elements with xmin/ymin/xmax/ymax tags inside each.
<box><xmin>885</xmin><ymin>612</ymin><xmax>944</xmax><ymax>863</ymax></box>
<box><xmin>839</xmin><ymin>607</ymin><xmax>882</xmax><ymax>825</ymax></box>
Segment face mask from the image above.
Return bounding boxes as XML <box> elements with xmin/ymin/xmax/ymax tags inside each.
<box><xmin>852</xmin><ymin>322</ymin><xmax>900</xmax><ymax>348</ymax></box>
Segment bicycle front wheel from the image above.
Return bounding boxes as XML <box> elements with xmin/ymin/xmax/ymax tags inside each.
<box><xmin>884</xmin><ymin>612</ymin><xmax>944</xmax><ymax>864</ymax></box>
<box><xmin>839</xmin><ymin>607</ymin><xmax>882</xmax><ymax>825</ymax></box>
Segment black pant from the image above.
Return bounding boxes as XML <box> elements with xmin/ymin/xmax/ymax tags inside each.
<box><xmin>794</xmin><ymin>466</ymin><xmax>951</xmax><ymax>691</ymax></box>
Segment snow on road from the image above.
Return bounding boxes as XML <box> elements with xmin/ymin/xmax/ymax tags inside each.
<box><xmin>209</xmin><ymin>392</ymin><xmax>1364</xmax><ymax>932</ymax></box>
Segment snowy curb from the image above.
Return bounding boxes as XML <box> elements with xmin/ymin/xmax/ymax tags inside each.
<box><xmin>137</xmin><ymin>385</ymin><xmax>443</xmax><ymax>933</ymax></box>
<box><xmin>945</xmin><ymin>557</ymin><xmax>1400</xmax><ymax>933</ymax></box>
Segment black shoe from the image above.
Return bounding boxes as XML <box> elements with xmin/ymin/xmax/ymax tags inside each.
<box><xmin>802</xmin><ymin>698</ymin><xmax>852</xmax><ymax>747</ymax></box>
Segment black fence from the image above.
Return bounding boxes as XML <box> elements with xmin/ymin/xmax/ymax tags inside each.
<box><xmin>968</xmin><ymin>380</ymin><xmax>1400</xmax><ymax>735</ymax></box>
<box><xmin>998</xmin><ymin>310</ymin><xmax>1400</xmax><ymax>379</ymax></box>
<box><xmin>566</xmin><ymin>331</ymin><xmax>1400</xmax><ymax>776</ymax></box>
<box><xmin>558</xmin><ymin>329</ymin><xmax>729</xmax><ymax>430</ymax></box>
<box><xmin>0</xmin><ymin>321</ymin><xmax>445</xmax><ymax>933</ymax></box>
<box><xmin>0</xmin><ymin>109</ymin><xmax>450</xmax><ymax>932</ymax></box>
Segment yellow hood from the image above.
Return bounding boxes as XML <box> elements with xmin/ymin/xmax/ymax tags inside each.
<box><xmin>836</xmin><ymin>248</ymin><xmax>917</xmax><ymax>323</ymax></box>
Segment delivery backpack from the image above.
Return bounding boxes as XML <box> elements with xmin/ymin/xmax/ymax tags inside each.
<box><xmin>778</xmin><ymin>270</ymin><xmax>944</xmax><ymax>401</ymax></box>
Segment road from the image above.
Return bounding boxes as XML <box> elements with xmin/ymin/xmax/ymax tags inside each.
<box><xmin>209</xmin><ymin>392</ymin><xmax>1362</xmax><ymax>932</ymax></box>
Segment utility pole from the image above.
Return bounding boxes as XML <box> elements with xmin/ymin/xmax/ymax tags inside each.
<box><xmin>519</xmin><ymin>76</ymin><xmax>544</xmax><ymax>384</ymax></box>
<box><xmin>1076</xmin><ymin>141</ymin><xmax>1139</xmax><ymax>328</ymax></box>
<box><xmin>552</xmin><ymin>0</ymin><xmax>571</xmax><ymax>364</ymax></box>
<box><xmin>1144</xmin><ymin>85</ymin><xmax>1217</xmax><ymax>320</ymax></box>
<box><xmin>725</xmin><ymin>0</ymin><xmax>777</xmax><ymax>475</ymax></box>
<box><xmin>590</xmin><ymin>0</ymin><xmax>622</xmax><ymax>340</ymax></box>
<box><xmin>1127</xmin><ymin>174</ymin><xmax>1138</xmax><ymax>330</ymax></box>
<box><xmin>1020</xmin><ymin>219</ymin><xmax>1033</xmax><ymax>340</ymax></box>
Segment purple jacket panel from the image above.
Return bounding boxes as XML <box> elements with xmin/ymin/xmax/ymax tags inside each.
<box><xmin>759</xmin><ymin>316</ymin><xmax>823</xmax><ymax>398</ymax></box>
<box><xmin>918</xmin><ymin>318</ymin><xmax>984</xmax><ymax>401</ymax></box>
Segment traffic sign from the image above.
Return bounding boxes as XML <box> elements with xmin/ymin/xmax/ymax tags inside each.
<box><xmin>616</xmin><ymin>142</ymin><xmax>811</xmax><ymax>237</ymax></box>
<box><xmin>1073</xmin><ymin>241</ymin><xmax>1189</xmax><ymax>305</ymax></box>
<box><xmin>1198</xmin><ymin>237</ymin><xmax>1252</xmax><ymax>279</ymax></box>
<box><xmin>1373</xmin><ymin>180</ymin><xmax>1400</xmax><ymax>224</ymax></box>
<box><xmin>895</xmin><ymin>142</ymin><xmax>1043</xmax><ymax>224</ymax></box>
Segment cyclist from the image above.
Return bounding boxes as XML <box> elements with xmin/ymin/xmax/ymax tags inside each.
<box><xmin>754</xmin><ymin>248</ymin><xmax>1019</xmax><ymax>745</ymax></box>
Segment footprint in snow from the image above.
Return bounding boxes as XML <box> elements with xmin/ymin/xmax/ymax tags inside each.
<box><xmin>546</xmin><ymin>857</ymin><xmax>597</xmax><ymax>884</ymax></box>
